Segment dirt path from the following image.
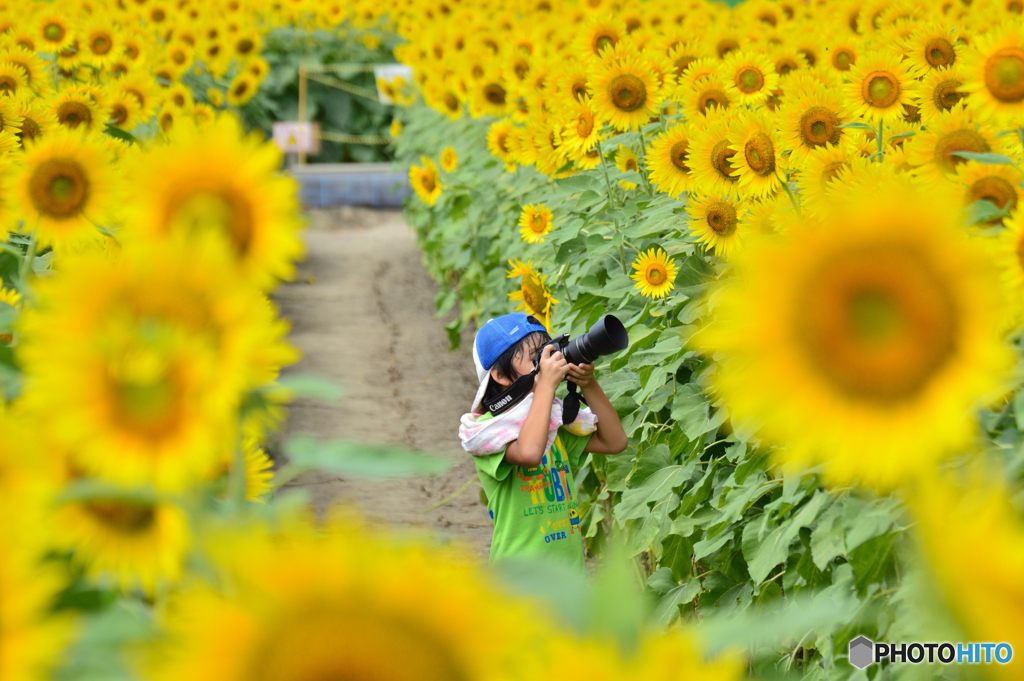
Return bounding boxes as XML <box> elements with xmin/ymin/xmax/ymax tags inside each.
<box><xmin>269</xmin><ymin>207</ymin><xmax>492</xmax><ymax>560</ymax></box>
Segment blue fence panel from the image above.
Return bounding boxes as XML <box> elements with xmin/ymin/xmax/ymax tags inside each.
<box><xmin>289</xmin><ymin>163</ymin><xmax>411</xmax><ymax>209</ymax></box>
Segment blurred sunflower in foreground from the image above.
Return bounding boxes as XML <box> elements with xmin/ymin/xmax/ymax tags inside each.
<box><xmin>506</xmin><ymin>258</ymin><xmax>558</xmax><ymax>333</ymax></box>
<box><xmin>696</xmin><ymin>169</ymin><xmax>1013</xmax><ymax>489</ymax></box>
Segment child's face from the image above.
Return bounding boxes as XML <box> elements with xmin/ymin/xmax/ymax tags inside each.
<box><xmin>490</xmin><ymin>336</ymin><xmax>546</xmax><ymax>391</ymax></box>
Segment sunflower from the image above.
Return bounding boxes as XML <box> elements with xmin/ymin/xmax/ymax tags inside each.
<box><xmin>695</xmin><ymin>172</ymin><xmax>1012</xmax><ymax>489</ymax></box>
<box><xmin>588</xmin><ymin>54</ymin><xmax>662</xmax><ymax>132</ymax></box>
<box><xmin>826</xmin><ymin>36</ymin><xmax>860</xmax><ymax>73</ymax></box>
<box><xmin>559</xmin><ymin>98</ymin><xmax>603</xmax><ymax>155</ymax></box>
<box><xmin>629</xmin><ymin>246</ymin><xmax>679</xmax><ymax>298</ymax></box>
<box><xmin>576</xmin><ymin>18</ymin><xmax>620</xmax><ymax>58</ymax></box>
<box><xmin>80</xmin><ymin>21</ymin><xmax>119</xmax><ymax>70</ymax></box>
<box><xmin>389</xmin><ymin>118</ymin><xmax>401</xmax><ymax>137</ymax></box>
<box><xmin>468</xmin><ymin>70</ymin><xmax>511</xmax><ymax>119</ymax></box>
<box><xmin>165</xmin><ymin>40</ymin><xmax>195</xmax><ymax>70</ymax></box>
<box><xmin>796</xmin><ymin>143</ymin><xmax>861</xmax><ymax>216</ymax></box>
<box><xmin>778</xmin><ymin>84</ymin><xmax>852</xmax><ymax>164</ymax></box>
<box><xmin>121</xmin><ymin>114</ymin><xmax>306</xmax><ymax>289</ymax></box>
<box><xmin>120</xmin><ymin>74</ymin><xmax>158</xmax><ymax>121</ymax></box>
<box><xmin>902</xmin><ymin>22</ymin><xmax>960</xmax><ymax>73</ymax></box>
<box><xmin>245</xmin><ymin>57</ymin><xmax>271</xmax><ymax>82</ymax></box>
<box><xmin>211</xmin><ymin>437</ymin><xmax>275</xmax><ymax>502</ymax></box>
<box><xmin>615</xmin><ymin>145</ymin><xmax>640</xmax><ymax>190</ymax></box>
<box><xmin>13</xmin><ymin>129</ymin><xmax>117</xmax><ymax>249</ymax></box>
<box><xmin>35</xmin><ymin>11</ymin><xmax>75</xmax><ymax>53</ymax></box>
<box><xmin>553</xmin><ymin>62</ymin><xmax>590</xmax><ymax>106</ymax></box>
<box><xmin>530</xmin><ymin>117</ymin><xmax>567</xmax><ymax>176</ymax></box>
<box><xmin>50</xmin><ymin>86</ymin><xmax>111</xmax><ymax>133</ymax></box>
<box><xmin>225</xmin><ymin>73</ymin><xmax>257</xmax><ymax>108</ymax></box>
<box><xmin>141</xmin><ymin>513</ymin><xmax>559</xmax><ymax>681</ymax></box>
<box><xmin>0</xmin><ymin>96</ymin><xmax>22</xmax><ymax>136</ymax></box>
<box><xmin>17</xmin><ymin>240</ymin><xmax>298</xmax><ymax>492</ymax></box>
<box><xmin>2</xmin><ymin>47</ymin><xmax>49</xmax><ymax>96</ymax></box>
<box><xmin>904</xmin><ymin>104</ymin><xmax>998</xmax><ymax>184</ymax></box>
<box><xmin>0</xmin><ymin>60</ymin><xmax>27</xmax><ymax>98</ymax></box>
<box><xmin>918</xmin><ymin>63</ymin><xmax>969</xmax><ymax>122</ymax></box>
<box><xmin>961</xmin><ymin>22</ymin><xmax>1024</xmax><ymax>126</ymax></box>
<box><xmin>409</xmin><ymin>156</ymin><xmax>443</xmax><ymax>206</ymax></box>
<box><xmin>687</xmin><ymin>193</ymin><xmax>745</xmax><ymax>257</ymax></box>
<box><xmin>686</xmin><ymin>111</ymin><xmax>741</xmax><ymax>199</ymax></box>
<box><xmin>486</xmin><ymin>118</ymin><xmax>517</xmax><ymax>166</ymax></box>
<box><xmin>996</xmin><ymin>212</ymin><xmax>1024</xmax><ymax>324</ymax></box>
<box><xmin>678</xmin><ymin>74</ymin><xmax>732</xmax><ymax>117</ymax></box>
<box><xmin>844</xmin><ymin>48</ymin><xmax>922</xmax><ymax>122</ymax></box>
<box><xmin>957</xmin><ymin>161</ymin><xmax>1020</xmax><ymax>226</ymax></box>
<box><xmin>108</xmin><ymin>88</ymin><xmax>141</xmax><ymax>130</ymax></box>
<box><xmin>163</xmin><ymin>83</ymin><xmax>195</xmax><ymax>110</ymax></box>
<box><xmin>722</xmin><ymin>50</ymin><xmax>778</xmax><ymax>106</ymax></box>
<box><xmin>506</xmin><ymin>259</ymin><xmax>558</xmax><ymax>331</ymax></box>
<box><xmin>727</xmin><ymin>109</ymin><xmax>782</xmax><ymax>198</ymax></box>
<box><xmin>907</xmin><ymin>471</ymin><xmax>1024</xmax><ymax>681</ymax></box>
<box><xmin>677</xmin><ymin>57</ymin><xmax>724</xmax><ymax>92</ymax></box>
<box><xmin>439</xmin><ymin>146</ymin><xmax>458</xmax><ymax>173</ymax></box>
<box><xmin>11</xmin><ymin>93</ymin><xmax>57</xmax><ymax>148</ymax></box>
<box><xmin>739</xmin><ymin>194</ymin><xmax>789</xmax><ymax>236</ymax></box>
<box><xmin>517</xmin><ymin>203</ymin><xmax>554</xmax><ymax>244</ymax></box>
<box><xmin>53</xmin><ymin>485</ymin><xmax>190</xmax><ymax>594</ymax></box>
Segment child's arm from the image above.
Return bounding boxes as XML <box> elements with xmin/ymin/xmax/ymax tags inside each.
<box><xmin>569</xmin><ymin>363</ymin><xmax>629</xmax><ymax>455</ymax></box>
<box><xmin>504</xmin><ymin>345</ymin><xmax>569</xmax><ymax>468</ymax></box>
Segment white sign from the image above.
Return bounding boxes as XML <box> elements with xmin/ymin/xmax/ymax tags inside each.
<box><xmin>272</xmin><ymin>121</ymin><xmax>320</xmax><ymax>154</ymax></box>
<box><xmin>373</xmin><ymin>64</ymin><xmax>414</xmax><ymax>104</ymax></box>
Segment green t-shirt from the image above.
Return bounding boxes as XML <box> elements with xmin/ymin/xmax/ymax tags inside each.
<box><xmin>472</xmin><ymin>412</ymin><xmax>592</xmax><ymax>574</ymax></box>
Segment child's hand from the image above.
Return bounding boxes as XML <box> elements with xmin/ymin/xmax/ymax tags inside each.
<box><xmin>536</xmin><ymin>344</ymin><xmax>569</xmax><ymax>391</ymax></box>
<box><xmin>567</xmin><ymin>363</ymin><xmax>595</xmax><ymax>390</ymax></box>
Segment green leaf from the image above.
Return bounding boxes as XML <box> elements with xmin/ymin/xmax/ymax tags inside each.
<box><xmin>950</xmin><ymin>150</ymin><xmax>1018</xmax><ymax>165</ymax></box>
<box><xmin>887</xmin><ymin>131</ymin><xmax>916</xmax><ymax>142</ymax></box>
<box><xmin>660</xmin><ymin>533</ymin><xmax>694</xmax><ymax>581</ymax></box>
<box><xmin>603</xmin><ymin>447</ymin><xmax>635</xmax><ymax>492</ymax></box>
<box><xmin>848</xmin><ymin>531</ymin><xmax>898</xmax><ymax>595</ymax></box>
<box><xmin>270</xmin><ymin>374</ymin><xmax>343</xmax><ymax>402</ymax></box>
<box><xmin>741</xmin><ymin>490</ymin><xmax>831</xmax><ymax>585</ymax></box>
<box><xmin>837</xmin><ymin>121</ymin><xmax>876</xmax><ymax>130</ymax></box>
<box><xmin>282</xmin><ymin>435</ymin><xmax>452</xmax><ymax>478</ymax></box>
<box><xmin>629</xmin><ymin>443</ymin><xmax>671</xmax><ymax>486</ymax></box>
<box><xmin>671</xmin><ymin>254</ymin><xmax>715</xmax><ymax>298</ymax></box>
<box><xmin>554</xmin><ymin>174</ymin><xmax>602</xmax><ymax>194</ymax></box>
<box><xmin>966</xmin><ymin>198</ymin><xmax>1010</xmax><ymax>225</ymax></box>
<box><xmin>652</xmin><ymin>579</ymin><xmax>702</xmax><ymax>625</ymax></box>
<box><xmin>614</xmin><ymin>464</ymin><xmax>691</xmax><ymax>523</ymax></box>
<box><xmin>103</xmin><ymin>125</ymin><xmax>139</xmax><ymax>145</ymax></box>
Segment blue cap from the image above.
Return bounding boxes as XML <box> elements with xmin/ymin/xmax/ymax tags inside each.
<box><xmin>474</xmin><ymin>312</ymin><xmax>549</xmax><ymax>373</ymax></box>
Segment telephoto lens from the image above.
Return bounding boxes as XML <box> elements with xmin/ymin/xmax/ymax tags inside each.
<box><xmin>562</xmin><ymin>314</ymin><xmax>629</xmax><ymax>366</ymax></box>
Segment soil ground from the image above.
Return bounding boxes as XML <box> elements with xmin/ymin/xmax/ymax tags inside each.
<box><xmin>269</xmin><ymin>207</ymin><xmax>493</xmax><ymax>560</ymax></box>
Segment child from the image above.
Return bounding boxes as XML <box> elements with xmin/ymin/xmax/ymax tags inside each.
<box><xmin>458</xmin><ymin>312</ymin><xmax>629</xmax><ymax>574</ymax></box>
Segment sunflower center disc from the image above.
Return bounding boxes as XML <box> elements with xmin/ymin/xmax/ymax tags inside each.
<box><xmin>522</xmin><ymin>275</ymin><xmax>548</xmax><ymax>314</ymax></box>
<box><xmin>801</xmin><ymin>106</ymin><xmax>841</xmax><ymax>146</ymax></box>
<box><xmin>864</xmin><ymin>72</ymin><xmax>900</xmax><ymax>107</ymax></box>
<box><xmin>834</xmin><ymin>50</ymin><xmax>853</xmax><ymax>70</ymax></box>
<box><xmin>924</xmin><ymin>38</ymin><xmax>955</xmax><ymax>67</ymax></box>
<box><xmin>625</xmin><ymin>159</ymin><xmax>637</xmax><ymax>171</ymax></box>
<box><xmin>710</xmin><ymin>140</ymin><xmax>737</xmax><ymax>182</ymax></box>
<box><xmin>673</xmin><ymin>55</ymin><xmax>694</xmax><ymax>78</ymax></box>
<box><xmin>669</xmin><ymin>140</ymin><xmax>690</xmax><ymax>172</ymax></box>
<box><xmin>985</xmin><ymin>48</ymin><xmax>1024</xmax><ymax>102</ymax></box>
<box><xmin>797</xmin><ymin>246</ymin><xmax>958</xmax><ymax>404</ymax></box>
<box><xmin>934</xmin><ymin>79</ymin><xmax>965</xmax><ymax>110</ymax></box>
<box><xmin>697</xmin><ymin>89</ymin><xmax>728</xmax><ymax>114</ymax></box>
<box><xmin>706</xmin><ymin>201</ymin><xmax>737</xmax><ymax>236</ymax></box>
<box><xmin>744</xmin><ymin>132</ymin><xmax>775</xmax><ymax>175</ymax></box>
<box><xmin>608</xmin><ymin>74</ymin><xmax>646</xmax><ymax>112</ymax></box>
<box><xmin>29</xmin><ymin>159</ymin><xmax>89</xmax><ymax>218</ymax></box>
<box><xmin>647</xmin><ymin>265</ymin><xmax>665</xmax><ymax>284</ymax></box>
<box><xmin>935</xmin><ymin>128</ymin><xmax>990</xmax><ymax>173</ymax></box>
<box><xmin>57</xmin><ymin>101</ymin><xmax>91</xmax><ymax>128</ymax></box>
<box><xmin>44</xmin><ymin>24</ymin><xmax>64</xmax><ymax>41</ymax></box>
<box><xmin>92</xmin><ymin>36</ymin><xmax>111</xmax><ymax>54</ymax></box>
<box><xmin>576</xmin><ymin>113</ymin><xmax>593</xmax><ymax>136</ymax></box>
<box><xmin>777</xmin><ymin>58</ymin><xmax>798</xmax><ymax>75</ymax></box>
<box><xmin>483</xmin><ymin>83</ymin><xmax>506</xmax><ymax>105</ymax></box>
<box><xmin>821</xmin><ymin>161</ymin><xmax>848</xmax><ymax>186</ymax></box>
<box><xmin>571</xmin><ymin>81</ymin><xmax>587</xmax><ymax>100</ymax></box>
<box><xmin>736</xmin><ymin>67</ymin><xmax>764</xmax><ymax>93</ymax></box>
<box><xmin>595</xmin><ymin>35</ymin><xmax>615</xmax><ymax>53</ymax></box>
<box><xmin>83</xmin><ymin>500</ymin><xmax>157</xmax><ymax>534</ymax></box>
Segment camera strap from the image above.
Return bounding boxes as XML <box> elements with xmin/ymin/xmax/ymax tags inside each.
<box><xmin>484</xmin><ymin>369</ymin><xmax>587</xmax><ymax>426</ymax></box>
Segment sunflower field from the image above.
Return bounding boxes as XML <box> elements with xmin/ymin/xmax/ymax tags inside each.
<box><xmin>392</xmin><ymin>0</ymin><xmax>1024</xmax><ymax>677</ymax></box>
<box><xmin>3</xmin><ymin>0</ymin><xmax>1024</xmax><ymax>678</ymax></box>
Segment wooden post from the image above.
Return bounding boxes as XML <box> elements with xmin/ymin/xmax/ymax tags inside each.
<box><xmin>297</xmin><ymin>62</ymin><xmax>308</xmax><ymax>166</ymax></box>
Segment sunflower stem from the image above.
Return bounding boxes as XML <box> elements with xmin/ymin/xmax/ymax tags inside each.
<box><xmin>876</xmin><ymin>119</ymin><xmax>885</xmax><ymax>160</ymax></box>
<box><xmin>638</xmin><ymin>133</ymin><xmax>653</xmax><ymax>196</ymax></box>
<box><xmin>775</xmin><ymin>171</ymin><xmax>802</xmax><ymax>217</ymax></box>
<box><xmin>596</xmin><ymin>142</ymin><xmax>619</xmax><ymax>209</ymax></box>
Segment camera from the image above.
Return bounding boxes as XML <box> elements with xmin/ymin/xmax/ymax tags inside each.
<box><xmin>532</xmin><ymin>314</ymin><xmax>629</xmax><ymax>372</ymax></box>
